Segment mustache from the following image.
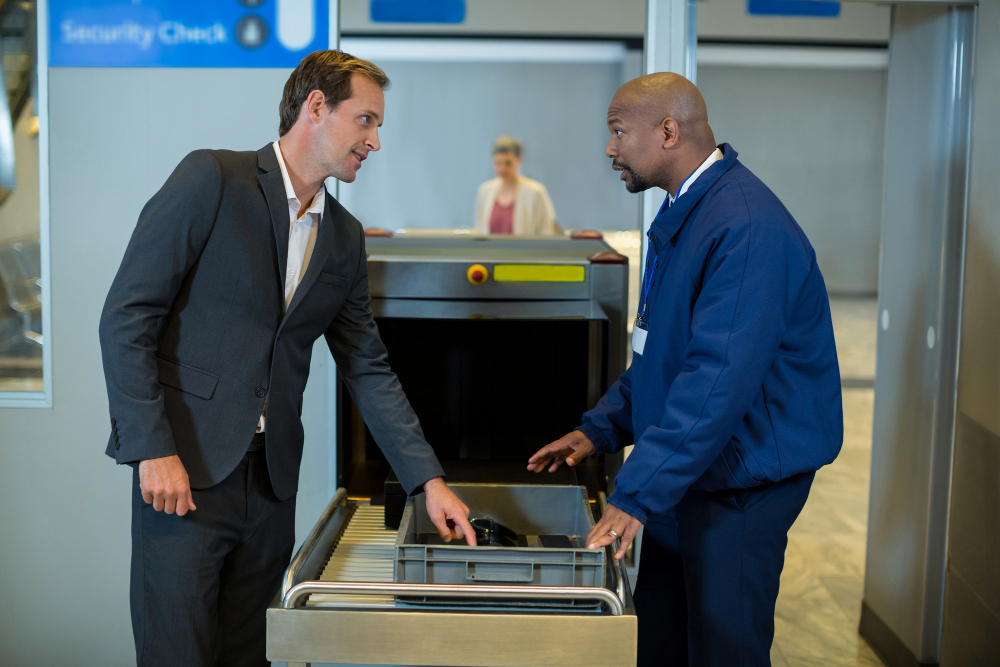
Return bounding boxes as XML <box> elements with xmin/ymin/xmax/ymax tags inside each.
<box><xmin>612</xmin><ymin>159</ymin><xmax>633</xmax><ymax>174</ymax></box>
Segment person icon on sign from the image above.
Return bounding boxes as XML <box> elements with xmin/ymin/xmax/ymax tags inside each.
<box><xmin>236</xmin><ymin>15</ymin><xmax>267</xmax><ymax>49</ymax></box>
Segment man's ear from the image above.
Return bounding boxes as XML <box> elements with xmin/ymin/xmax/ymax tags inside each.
<box><xmin>304</xmin><ymin>89</ymin><xmax>328</xmax><ymax>124</ymax></box>
<box><xmin>662</xmin><ymin>117</ymin><xmax>680</xmax><ymax>149</ymax></box>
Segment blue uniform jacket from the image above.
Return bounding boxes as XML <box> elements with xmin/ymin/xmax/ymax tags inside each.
<box><xmin>579</xmin><ymin>144</ymin><xmax>843</xmax><ymax>523</ymax></box>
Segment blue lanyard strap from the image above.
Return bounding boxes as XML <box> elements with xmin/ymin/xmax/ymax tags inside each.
<box><xmin>640</xmin><ymin>229</ymin><xmax>658</xmax><ymax>319</ymax></box>
<box><xmin>640</xmin><ymin>193</ymin><xmax>674</xmax><ymax>320</ymax></box>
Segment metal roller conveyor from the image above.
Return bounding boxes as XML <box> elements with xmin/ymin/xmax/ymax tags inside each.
<box><xmin>309</xmin><ymin>504</ymin><xmax>395</xmax><ymax>608</ymax></box>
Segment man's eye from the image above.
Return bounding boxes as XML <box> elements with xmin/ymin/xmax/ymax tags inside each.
<box><xmin>361</xmin><ymin>116</ymin><xmax>369</xmax><ymax>124</ymax></box>
<box><xmin>615</xmin><ymin>129</ymin><xmax>623</xmax><ymax>136</ymax></box>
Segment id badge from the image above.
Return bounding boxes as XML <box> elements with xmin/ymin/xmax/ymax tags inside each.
<box><xmin>632</xmin><ymin>318</ymin><xmax>648</xmax><ymax>355</ymax></box>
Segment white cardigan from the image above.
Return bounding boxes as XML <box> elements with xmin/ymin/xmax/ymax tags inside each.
<box><xmin>474</xmin><ymin>176</ymin><xmax>560</xmax><ymax>235</ymax></box>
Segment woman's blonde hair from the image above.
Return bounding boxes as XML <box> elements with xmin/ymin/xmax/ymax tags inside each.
<box><xmin>492</xmin><ymin>135</ymin><xmax>523</xmax><ymax>158</ymax></box>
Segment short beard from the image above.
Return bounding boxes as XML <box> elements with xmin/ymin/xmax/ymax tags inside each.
<box><xmin>614</xmin><ymin>160</ymin><xmax>653</xmax><ymax>194</ymax></box>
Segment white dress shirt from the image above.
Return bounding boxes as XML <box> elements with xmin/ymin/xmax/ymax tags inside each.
<box><xmin>273</xmin><ymin>140</ymin><xmax>325</xmax><ymax>310</ymax></box>
<box><xmin>258</xmin><ymin>140</ymin><xmax>325</xmax><ymax>432</ymax></box>
<box><xmin>667</xmin><ymin>147</ymin><xmax>723</xmax><ymax>207</ymax></box>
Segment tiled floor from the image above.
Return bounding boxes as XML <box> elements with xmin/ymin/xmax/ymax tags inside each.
<box><xmin>770</xmin><ymin>297</ymin><xmax>885</xmax><ymax>666</ymax></box>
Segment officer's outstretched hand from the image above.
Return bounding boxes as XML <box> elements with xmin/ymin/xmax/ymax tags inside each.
<box><xmin>423</xmin><ymin>477</ymin><xmax>477</xmax><ymax>546</ymax></box>
<box><xmin>526</xmin><ymin>430</ymin><xmax>596</xmax><ymax>473</ymax></box>
<box><xmin>587</xmin><ymin>504</ymin><xmax>643</xmax><ymax>560</ymax></box>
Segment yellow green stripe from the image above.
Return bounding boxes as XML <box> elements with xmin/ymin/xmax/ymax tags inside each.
<box><xmin>492</xmin><ymin>264</ymin><xmax>585</xmax><ymax>282</ymax></box>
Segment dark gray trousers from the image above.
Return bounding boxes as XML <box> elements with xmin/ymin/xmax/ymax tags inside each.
<box><xmin>130</xmin><ymin>451</ymin><xmax>296</xmax><ymax>666</ymax></box>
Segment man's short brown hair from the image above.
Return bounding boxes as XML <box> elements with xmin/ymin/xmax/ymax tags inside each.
<box><xmin>278</xmin><ymin>50</ymin><xmax>389</xmax><ymax>136</ymax></box>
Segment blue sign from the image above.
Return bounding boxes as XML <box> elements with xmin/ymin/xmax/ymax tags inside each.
<box><xmin>748</xmin><ymin>0</ymin><xmax>840</xmax><ymax>18</ymax></box>
<box><xmin>50</xmin><ymin>1</ymin><xmax>329</xmax><ymax>67</ymax></box>
<box><xmin>371</xmin><ymin>0</ymin><xmax>465</xmax><ymax>24</ymax></box>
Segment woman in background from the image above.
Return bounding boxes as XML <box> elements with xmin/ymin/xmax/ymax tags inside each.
<box><xmin>475</xmin><ymin>135</ymin><xmax>560</xmax><ymax>235</ymax></box>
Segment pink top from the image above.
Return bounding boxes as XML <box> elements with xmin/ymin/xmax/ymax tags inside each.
<box><xmin>490</xmin><ymin>200</ymin><xmax>514</xmax><ymax>235</ymax></box>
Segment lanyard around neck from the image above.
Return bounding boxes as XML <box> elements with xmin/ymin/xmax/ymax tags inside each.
<box><xmin>640</xmin><ymin>228</ymin><xmax>658</xmax><ymax>319</ymax></box>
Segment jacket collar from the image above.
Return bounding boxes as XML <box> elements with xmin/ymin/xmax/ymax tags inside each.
<box><xmin>649</xmin><ymin>143</ymin><xmax>738</xmax><ymax>245</ymax></box>
<box><xmin>258</xmin><ymin>144</ymin><xmax>290</xmax><ymax>287</ymax></box>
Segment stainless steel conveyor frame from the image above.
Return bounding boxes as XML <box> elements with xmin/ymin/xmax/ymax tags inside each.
<box><xmin>267</xmin><ymin>489</ymin><xmax>637</xmax><ymax>666</ymax></box>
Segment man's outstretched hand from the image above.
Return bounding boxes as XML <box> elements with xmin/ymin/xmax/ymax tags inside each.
<box><xmin>423</xmin><ymin>477</ymin><xmax>476</xmax><ymax>546</ymax></box>
<box><xmin>526</xmin><ymin>430</ymin><xmax>596</xmax><ymax>473</ymax></box>
<box><xmin>138</xmin><ymin>454</ymin><xmax>197</xmax><ymax>516</ymax></box>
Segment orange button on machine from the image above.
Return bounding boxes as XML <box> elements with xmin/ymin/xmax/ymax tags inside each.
<box><xmin>467</xmin><ymin>264</ymin><xmax>489</xmax><ymax>285</ymax></box>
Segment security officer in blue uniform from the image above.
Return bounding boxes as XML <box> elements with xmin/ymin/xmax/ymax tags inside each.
<box><xmin>528</xmin><ymin>73</ymin><xmax>843</xmax><ymax>666</ymax></box>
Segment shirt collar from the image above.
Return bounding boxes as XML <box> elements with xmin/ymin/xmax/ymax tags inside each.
<box><xmin>272</xmin><ymin>140</ymin><xmax>325</xmax><ymax>220</ymax></box>
<box><xmin>667</xmin><ymin>147</ymin><xmax>724</xmax><ymax>207</ymax></box>
<box><xmin>649</xmin><ymin>143</ymin><xmax>738</xmax><ymax>245</ymax></box>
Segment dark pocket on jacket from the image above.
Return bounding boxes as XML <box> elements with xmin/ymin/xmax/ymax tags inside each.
<box><xmin>156</xmin><ymin>355</ymin><xmax>220</xmax><ymax>400</ymax></box>
<box><xmin>317</xmin><ymin>271</ymin><xmax>351</xmax><ymax>286</ymax></box>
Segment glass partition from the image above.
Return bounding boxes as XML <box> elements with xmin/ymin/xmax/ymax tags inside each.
<box><xmin>0</xmin><ymin>0</ymin><xmax>47</xmax><ymax>403</ymax></box>
<box><xmin>338</xmin><ymin>37</ymin><xmax>642</xmax><ymax>238</ymax></box>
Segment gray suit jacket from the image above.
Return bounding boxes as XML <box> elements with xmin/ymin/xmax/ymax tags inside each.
<box><xmin>99</xmin><ymin>145</ymin><xmax>444</xmax><ymax>500</ymax></box>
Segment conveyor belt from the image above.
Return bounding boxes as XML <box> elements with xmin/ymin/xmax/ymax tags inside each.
<box><xmin>307</xmin><ymin>504</ymin><xmax>396</xmax><ymax>607</ymax></box>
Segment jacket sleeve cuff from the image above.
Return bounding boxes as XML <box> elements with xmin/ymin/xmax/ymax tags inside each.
<box><xmin>577</xmin><ymin>422</ymin><xmax>616</xmax><ymax>456</ymax></box>
<box><xmin>409</xmin><ymin>469</ymin><xmax>448</xmax><ymax>496</ymax></box>
<box><xmin>607</xmin><ymin>490</ymin><xmax>650</xmax><ymax>524</ymax></box>
<box><xmin>110</xmin><ymin>431</ymin><xmax>178</xmax><ymax>466</ymax></box>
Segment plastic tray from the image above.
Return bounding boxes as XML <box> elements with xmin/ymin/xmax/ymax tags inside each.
<box><xmin>393</xmin><ymin>483</ymin><xmax>604</xmax><ymax>606</ymax></box>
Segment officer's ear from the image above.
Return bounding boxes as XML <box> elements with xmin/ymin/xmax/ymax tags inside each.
<box><xmin>661</xmin><ymin>117</ymin><xmax>680</xmax><ymax>149</ymax></box>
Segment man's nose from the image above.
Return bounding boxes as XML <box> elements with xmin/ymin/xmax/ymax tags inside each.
<box><xmin>367</xmin><ymin>129</ymin><xmax>380</xmax><ymax>152</ymax></box>
<box><xmin>606</xmin><ymin>138</ymin><xmax>617</xmax><ymax>159</ymax></box>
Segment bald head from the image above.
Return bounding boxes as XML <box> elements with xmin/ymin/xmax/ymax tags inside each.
<box><xmin>605</xmin><ymin>73</ymin><xmax>717</xmax><ymax>195</ymax></box>
<box><xmin>611</xmin><ymin>73</ymin><xmax>714</xmax><ymax>148</ymax></box>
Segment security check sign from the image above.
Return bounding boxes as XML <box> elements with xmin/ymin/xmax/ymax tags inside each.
<box><xmin>50</xmin><ymin>0</ymin><xmax>329</xmax><ymax>67</ymax></box>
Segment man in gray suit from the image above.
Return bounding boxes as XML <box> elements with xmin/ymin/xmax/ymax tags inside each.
<box><xmin>99</xmin><ymin>51</ymin><xmax>475</xmax><ymax>666</ymax></box>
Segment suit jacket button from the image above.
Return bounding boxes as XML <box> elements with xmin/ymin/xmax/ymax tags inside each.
<box><xmin>114</xmin><ymin>440</ymin><xmax>120</xmax><ymax>450</ymax></box>
<box><xmin>255</xmin><ymin>387</ymin><xmax>266</xmax><ymax>398</ymax></box>
<box><xmin>111</xmin><ymin>418</ymin><xmax>116</xmax><ymax>427</ymax></box>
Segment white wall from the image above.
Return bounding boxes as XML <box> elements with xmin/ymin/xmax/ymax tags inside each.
<box><xmin>0</xmin><ymin>68</ymin><xmax>334</xmax><ymax>664</ymax></box>
<box><xmin>697</xmin><ymin>0</ymin><xmax>889</xmax><ymax>44</ymax></box>
<box><xmin>341</xmin><ymin>0</ymin><xmax>646</xmax><ymax>38</ymax></box>
<box><xmin>697</xmin><ymin>64</ymin><xmax>887</xmax><ymax>294</ymax></box>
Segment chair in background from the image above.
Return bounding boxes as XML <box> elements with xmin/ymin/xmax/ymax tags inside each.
<box><xmin>0</xmin><ymin>234</ymin><xmax>42</xmax><ymax>348</ymax></box>
<box><xmin>0</xmin><ymin>273</ymin><xmax>23</xmax><ymax>351</ymax></box>
<box><xmin>15</xmin><ymin>236</ymin><xmax>40</xmax><ymax>282</ymax></box>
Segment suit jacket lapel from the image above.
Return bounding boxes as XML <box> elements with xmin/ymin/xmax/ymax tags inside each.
<box><xmin>282</xmin><ymin>192</ymin><xmax>337</xmax><ymax>321</ymax></box>
<box><xmin>257</xmin><ymin>145</ymin><xmax>289</xmax><ymax>287</ymax></box>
